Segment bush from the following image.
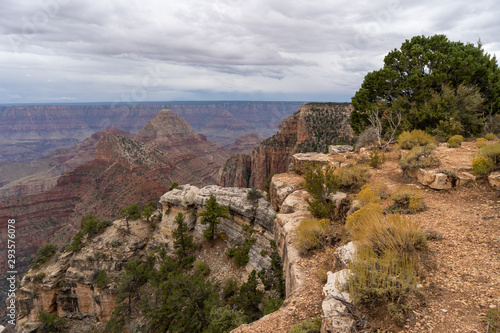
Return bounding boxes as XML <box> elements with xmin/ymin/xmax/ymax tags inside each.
<box><xmin>303</xmin><ymin>164</ymin><xmax>340</xmax><ymax>219</ymax></box>
<box><xmin>472</xmin><ymin>156</ymin><xmax>494</xmax><ymax>176</ymax></box>
<box><xmin>32</xmin><ymin>243</ymin><xmax>58</xmax><ymax>268</ymax></box>
<box><xmin>295</xmin><ymin>218</ymin><xmax>329</xmax><ymax>255</ymax></box>
<box><xmin>222</xmin><ymin>278</ymin><xmax>239</xmax><ymax>302</ymax></box>
<box><xmin>226</xmin><ymin>238</ymin><xmax>256</xmax><ymax>266</ymax></box>
<box><xmin>399</xmin><ymin>145</ymin><xmax>439</xmax><ymax>171</ymax></box>
<box><xmin>485</xmin><ymin>307</ymin><xmax>500</xmax><ymax>333</ymax></box>
<box><xmin>194</xmin><ymin>260</ymin><xmax>210</xmax><ymax>277</ymax></box>
<box><xmin>447</xmin><ymin>135</ymin><xmax>463</xmax><ymax>148</ymax></box>
<box><xmin>346</xmin><ymin>202</ymin><xmax>384</xmax><ymax>230</ymax></box>
<box><xmin>289</xmin><ymin>317</ymin><xmax>322</xmax><ymax>333</ymax></box>
<box><xmin>356</xmin><ymin>184</ymin><xmax>382</xmax><ymax>206</ymax></box>
<box><xmin>397</xmin><ymin>130</ymin><xmax>435</xmax><ymax>149</ymax></box>
<box><xmin>355</xmin><ymin>126</ymin><xmax>378</xmax><ymax>150</ymax></box>
<box><xmin>477</xmin><ymin>137</ymin><xmax>488</xmax><ymax>148</ymax></box>
<box><xmin>80</xmin><ymin>214</ymin><xmax>109</xmax><ymax>237</ymax></box>
<box><xmin>246</xmin><ymin>188</ymin><xmax>262</xmax><ymax>201</ymax></box>
<box><xmin>485</xmin><ymin>133</ymin><xmax>498</xmax><ymax>141</ymax></box>
<box><xmin>334</xmin><ymin>164</ymin><xmax>371</xmax><ymax>189</ymax></box>
<box><xmin>263</xmin><ymin>297</ymin><xmax>283</xmax><ymax>315</ymax></box>
<box><xmin>478</xmin><ymin>143</ymin><xmax>500</xmax><ymax>167</ymax></box>
<box><xmin>69</xmin><ymin>231</ymin><xmax>85</xmax><ymax>253</ymax></box>
<box><xmin>111</xmin><ymin>239</ymin><xmax>122</xmax><ymax>248</ymax></box>
<box><xmin>96</xmin><ymin>270</ymin><xmax>112</xmax><ymax>290</ymax></box>
<box><xmin>32</xmin><ymin>272</ymin><xmax>46</xmax><ymax>283</ymax></box>
<box><xmin>38</xmin><ymin>310</ymin><xmax>66</xmax><ymax>333</ymax></box>
<box><xmin>348</xmin><ymin>250</ymin><xmax>419</xmax><ymax>324</ymax></box>
<box><xmin>369</xmin><ymin>149</ymin><xmax>386</xmax><ymax>168</ymax></box>
<box><xmin>386</xmin><ymin>186</ymin><xmax>425</xmax><ymax>214</ymax></box>
<box><xmin>170</xmin><ymin>182</ymin><xmax>179</xmax><ymax>190</ymax></box>
<box><xmin>205</xmin><ymin>306</ymin><xmax>246</xmax><ymax>333</ymax></box>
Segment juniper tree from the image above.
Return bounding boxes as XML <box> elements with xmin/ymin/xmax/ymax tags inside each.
<box><xmin>197</xmin><ymin>194</ymin><xmax>229</xmax><ymax>245</ymax></box>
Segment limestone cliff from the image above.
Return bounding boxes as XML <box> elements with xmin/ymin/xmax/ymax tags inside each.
<box><xmin>218</xmin><ymin>103</ymin><xmax>355</xmax><ymax>190</ymax></box>
<box><xmin>16</xmin><ymin>185</ymin><xmax>276</xmax><ymax>332</ymax></box>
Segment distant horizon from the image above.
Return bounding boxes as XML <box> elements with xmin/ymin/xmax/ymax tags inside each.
<box><xmin>0</xmin><ymin>100</ymin><xmax>353</xmax><ymax>106</ymax></box>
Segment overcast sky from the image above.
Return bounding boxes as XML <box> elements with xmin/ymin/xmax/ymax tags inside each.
<box><xmin>0</xmin><ymin>0</ymin><xmax>498</xmax><ymax>104</ymax></box>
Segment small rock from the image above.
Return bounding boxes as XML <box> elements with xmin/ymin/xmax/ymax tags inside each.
<box><xmin>441</xmin><ymin>309</ymin><xmax>448</xmax><ymax>313</ymax></box>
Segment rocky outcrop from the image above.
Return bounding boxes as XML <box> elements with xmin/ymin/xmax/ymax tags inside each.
<box><xmin>218</xmin><ymin>103</ymin><xmax>355</xmax><ymax>189</ymax></box>
<box><xmin>268</xmin><ymin>173</ymin><xmax>304</xmax><ymax>211</ymax></box>
<box><xmin>489</xmin><ymin>171</ymin><xmax>500</xmax><ymax>189</ymax></box>
<box><xmin>0</xmin><ymin>102</ymin><xmax>302</xmax><ymax>162</ymax></box>
<box><xmin>217</xmin><ymin>154</ymin><xmax>252</xmax><ymax>188</ymax></box>
<box><xmin>160</xmin><ymin>185</ymin><xmax>275</xmax><ymax>272</ymax></box>
<box><xmin>292</xmin><ymin>153</ymin><xmax>333</xmax><ymax>175</ymax></box>
<box><xmin>407</xmin><ymin>168</ymin><xmax>476</xmax><ymax>190</ymax></box>
<box><xmin>328</xmin><ymin>145</ymin><xmax>354</xmax><ymax>154</ymax></box>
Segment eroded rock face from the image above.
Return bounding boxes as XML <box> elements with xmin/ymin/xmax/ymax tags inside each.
<box><xmin>328</xmin><ymin>145</ymin><xmax>354</xmax><ymax>154</ymax></box>
<box><xmin>217</xmin><ymin>154</ymin><xmax>252</xmax><ymax>188</ymax></box>
<box><xmin>269</xmin><ymin>173</ymin><xmax>304</xmax><ymax>211</ymax></box>
<box><xmin>293</xmin><ymin>153</ymin><xmax>333</xmax><ymax>175</ymax></box>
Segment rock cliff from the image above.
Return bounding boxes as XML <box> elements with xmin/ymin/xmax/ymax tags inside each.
<box><xmin>16</xmin><ymin>185</ymin><xmax>276</xmax><ymax>332</ymax></box>
<box><xmin>218</xmin><ymin>103</ymin><xmax>355</xmax><ymax>190</ymax></box>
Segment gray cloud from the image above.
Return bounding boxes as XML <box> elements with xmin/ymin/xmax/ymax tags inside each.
<box><xmin>0</xmin><ymin>0</ymin><xmax>498</xmax><ymax>103</ymax></box>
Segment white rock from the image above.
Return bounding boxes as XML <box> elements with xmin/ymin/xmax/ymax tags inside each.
<box><xmin>321</xmin><ymin>269</ymin><xmax>355</xmax><ymax>333</ymax></box>
<box><xmin>334</xmin><ymin>242</ymin><xmax>357</xmax><ymax>269</ymax></box>
<box><xmin>488</xmin><ymin>171</ymin><xmax>500</xmax><ymax>189</ymax></box>
<box><xmin>328</xmin><ymin>145</ymin><xmax>354</xmax><ymax>154</ymax></box>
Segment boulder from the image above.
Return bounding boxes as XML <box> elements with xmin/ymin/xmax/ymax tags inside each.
<box><xmin>293</xmin><ymin>153</ymin><xmax>332</xmax><ymax>175</ymax></box>
<box><xmin>321</xmin><ymin>269</ymin><xmax>355</xmax><ymax>333</ymax></box>
<box><xmin>414</xmin><ymin>169</ymin><xmax>455</xmax><ymax>190</ymax></box>
<box><xmin>489</xmin><ymin>171</ymin><xmax>500</xmax><ymax>189</ymax></box>
<box><xmin>160</xmin><ymin>184</ymin><xmax>200</xmax><ymax>208</ymax></box>
<box><xmin>328</xmin><ymin>145</ymin><xmax>354</xmax><ymax>154</ymax></box>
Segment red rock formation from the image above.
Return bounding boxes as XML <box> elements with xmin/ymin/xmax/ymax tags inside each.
<box><xmin>218</xmin><ymin>103</ymin><xmax>355</xmax><ymax>190</ymax></box>
<box><xmin>217</xmin><ymin>154</ymin><xmax>252</xmax><ymax>188</ymax></box>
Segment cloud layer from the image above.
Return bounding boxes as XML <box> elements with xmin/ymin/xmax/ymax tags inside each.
<box><xmin>0</xmin><ymin>0</ymin><xmax>498</xmax><ymax>103</ymax></box>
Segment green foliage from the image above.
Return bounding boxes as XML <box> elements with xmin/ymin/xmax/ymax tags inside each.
<box><xmin>170</xmin><ymin>182</ymin><xmax>179</xmax><ymax>190</ymax></box>
<box><xmin>96</xmin><ymin>270</ymin><xmax>112</xmax><ymax>290</ymax></box>
<box><xmin>263</xmin><ymin>297</ymin><xmax>283</xmax><ymax>315</ymax></box>
<box><xmin>111</xmin><ymin>239</ymin><xmax>122</xmax><ymax>248</ymax></box>
<box><xmin>258</xmin><ymin>240</ymin><xmax>286</xmax><ymax>298</ymax></box>
<box><xmin>226</xmin><ymin>237</ymin><xmax>257</xmax><ymax>267</ymax></box>
<box><xmin>296</xmin><ymin>105</ymin><xmax>355</xmax><ymax>153</ymax></box>
<box><xmin>237</xmin><ymin>270</ymin><xmax>264</xmax><ymax>321</ymax></box>
<box><xmin>38</xmin><ymin>310</ymin><xmax>66</xmax><ymax>333</ymax></box>
<box><xmin>485</xmin><ymin>307</ymin><xmax>500</xmax><ymax>333</ymax></box>
<box><xmin>303</xmin><ymin>163</ymin><xmax>340</xmax><ymax>219</ymax></box>
<box><xmin>104</xmin><ymin>304</ymin><xmax>128</xmax><ymax>333</ymax></box>
<box><xmin>351</xmin><ymin>34</ymin><xmax>500</xmax><ymax>135</ymax></box>
<box><xmin>197</xmin><ymin>194</ymin><xmax>230</xmax><ymax>244</ymax></box>
<box><xmin>369</xmin><ymin>149</ymin><xmax>386</xmax><ymax>168</ymax></box>
<box><xmin>295</xmin><ymin>218</ymin><xmax>329</xmax><ymax>255</ymax></box>
<box><xmin>194</xmin><ymin>260</ymin><xmax>210</xmax><ymax>277</ymax></box>
<box><xmin>69</xmin><ymin>231</ymin><xmax>85</xmax><ymax>253</ymax></box>
<box><xmin>32</xmin><ymin>272</ymin><xmax>46</xmax><ymax>283</ymax></box>
<box><xmin>246</xmin><ymin>187</ymin><xmax>262</xmax><ymax>201</ymax></box>
<box><xmin>334</xmin><ymin>164</ymin><xmax>371</xmax><ymax>189</ymax></box>
<box><xmin>447</xmin><ymin>135</ymin><xmax>463</xmax><ymax>148</ymax></box>
<box><xmin>477</xmin><ymin>143</ymin><xmax>500</xmax><ymax>166</ymax></box>
<box><xmin>399</xmin><ymin>145</ymin><xmax>440</xmax><ymax>171</ymax></box>
<box><xmin>142</xmin><ymin>201</ymin><xmax>158</xmax><ymax>222</ymax></box>
<box><xmin>117</xmin><ymin>259</ymin><xmax>153</xmax><ymax>314</ymax></box>
<box><xmin>221</xmin><ymin>278</ymin><xmax>239</xmax><ymax>302</ymax></box>
<box><xmin>264</xmin><ymin>173</ymin><xmax>276</xmax><ymax>199</ymax></box>
<box><xmin>120</xmin><ymin>203</ymin><xmax>142</xmax><ymax>233</ymax></box>
<box><xmin>80</xmin><ymin>214</ymin><xmax>109</xmax><ymax>237</ymax></box>
<box><xmin>31</xmin><ymin>243</ymin><xmax>58</xmax><ymax>268</ymax></box>
<box><xmin>172</xmin><ymin>213</ymin><xmax>196</xmax><ymax>266</ymax></box>
<box><xmin>289</xmin><ymin>317</ymin><xmax>322</xmax><ymax>333</ymax></box>
<box><xmin>204</xmin><ymin>306</ymin><xmax>246</xmax><ymax>333</ymax></box>
<box><xmin>397</xmin><ymin>130</ymin><xmax>435</xmax><ymax>149</ymax></box>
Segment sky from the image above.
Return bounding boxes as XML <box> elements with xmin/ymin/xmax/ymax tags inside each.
<box><xmin>0</xmin><ymin>0</ymin><xmax>499</xmax><ymax>104</ymax></box>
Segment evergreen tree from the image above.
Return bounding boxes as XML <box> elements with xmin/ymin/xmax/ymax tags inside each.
<box><xmin>197</xmin><ymin>194</ymin><xmax>229</xmax><ymax>245</ymax></box>
<box><xmin>119</xmin><ymin>203</ymin><xmax>141</xmax><ymax>233</ymax></box>
<box><xmin>142</xmin><ymin>201</ymin><xmax>158</xmax><ymax>222</ymax></box>
<box><xmin>172</xmin><ymin>212</ymin><xmax>196</xmax><ymax>266</ymax></box>
<box><xmin>237</xmin><ymin>270</ymin><xmax>264</xmax><ymax>321</ymax></box>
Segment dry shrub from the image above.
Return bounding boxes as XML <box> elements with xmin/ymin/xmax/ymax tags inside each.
<box><xmin>334</xmin><ymin>164</ymin><xmax>371</xmax><ymax>189</ymax></box>
<box><xmin>295</xmin><ymin>218</ymin><xmax>329</xmax><ymax>255</ymax></box>
<box><xmin>369</xmin><ymin>149</ymin><xmax>386</xmax><ymax>168</ymax></box>
<box><xmin>347</xmin><ymin>211</ymin><xmax>427</xmax><ymax>324</ymax></box>
<box><xmin>398</xmin><ymin>145</ymin><xmax>439</xmax><ymax>171</ymax></box>
<box><xmin>484</xmin><ymin>133</ymin><xmax>498</xmax><ymax>141</ymax></box>
<box><xmin>477</xmin><ymin>137</ymin><xmax>488</xmax><ymax>148</ymax></box>
<box><xmin>477</xmin><ymin>143</ymin><xmax>500</xmax><ymax>166</ymax></box>
<box><xmin>447</xmin><ymin>135</ymin><xmax>463</xmax><ymax>148</ymax></box>
<box><xmin>397</xmin><ymin>130</ymin><xmax>435</xmax><ymax>149</ymax></box>
<box><xmin>351</xmin><ymin>212</ymin><xmax>427</xmax><ymax>255</ymax></box>
<box><xmin>472</xmin><ymin>156</ymin><xmax>494</xmax><ymax>176</ymax></box>
<box><xmin>346</xmin><ymin>202</ymin><xmax>383</xmax><ymax>230</ymax></box>
<box><xmin>348</xmin><ymin>249</ymin><xmax>419</xmax><ymax>324</ymax></box>
<box><xmin>357</xmin><ymin>184</ymin><xmax>382</xmax><ymax>206</ymax></box>
<box><xmin>386</xmin><ymin>186</ymin><xmax>425</xmax><ymax>214</ymax></box>
<box><xmin>356</xmin><ymin>126</ymin><xmax>378</xmax><ymax>150</ymax></box>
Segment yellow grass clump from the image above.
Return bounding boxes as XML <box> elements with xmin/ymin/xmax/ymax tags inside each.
<box><xmin>295</xmin><ymin>218</ymin><xmax>329</xmax><ymax>255</ymax></box>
